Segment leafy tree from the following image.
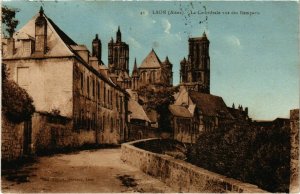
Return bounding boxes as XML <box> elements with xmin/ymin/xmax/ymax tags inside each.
<box><xmin>187</xmin><ymin>124</ymin><xmax>290</xmax><ymax>192</ymax></box>
<box><xmin>137</xmin><ymin>83</ymin><xmax>178</xmax><ymax>132</ymax></box>
<box><xmin>2</xmin><ymin>64</ymin><xmax>35</xmax><ymax>123</ymax></box>
<box><xmin>2</xmin><ymin>5</ymin><xmax>19</xmax><ymax>37</ymax></box>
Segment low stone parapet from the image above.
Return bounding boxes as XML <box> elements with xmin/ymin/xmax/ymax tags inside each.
<box><xmin>121</xmin><ymin>138</ymin><xmax>267</xmax><ymax>193</ymax></box>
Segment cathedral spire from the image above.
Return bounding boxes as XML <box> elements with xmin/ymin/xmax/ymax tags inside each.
<box><xmin>116</xmin><ymin>26</ymin><xmax>121</xmax><ymax>42</ymax></box>
<box><xmin>133</xmin><ymin>58</ymin><xmax>137</xmax><ymax>69</ymax></box>
<box><xmin>132</xmin><ymin>58</ymin><xmax>138</xmax><ymax>76</ymax></box>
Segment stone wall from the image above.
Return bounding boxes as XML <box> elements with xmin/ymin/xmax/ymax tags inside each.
<box><xmin>1</xmin><ymin>114</ymin><xmax>24</xmax><ymax>161</ymax></box>
<box><xmin>121</xmin><ymin>139</ymin><xmax>267</xmax><ymax>193</ymax></box>
<box><xmin>31</xmin><ymin>112</ymin><xmax>96</xmax><ymax>154</ymax></box>
<box><xmin>290</xmin><ymin>109</ymin><xmax>299</xmax><ymax>193</ymax></box>
<box><xmin>127</xmin><ymin>124</ymin><xmax>171</xmax><ymax>141</ymax></box>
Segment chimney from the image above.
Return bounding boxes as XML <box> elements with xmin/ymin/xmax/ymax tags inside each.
<box><xmin>35</xmin><ymin>7</ymin><xmax>47</xmax><ymax>54</ymax></box>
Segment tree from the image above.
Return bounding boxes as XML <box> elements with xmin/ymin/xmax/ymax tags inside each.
<box><xmin>2</xmin><ymin>64</ymin><xmax>35</xmax><ymax>123</ymax></box>
<box><xmin>187</xmin><ymin>124</ymin><xmax>291</xmax><ymax>192</ymax></box>
<box><xmin>137</xmin><ymin>83</ymin><xmax>178</xmax><ymax>132</ymax></box>
<box><xmin>2</xmin><ymin>5</ymin><xmax>19</xmax><ymax>37</ymax></box>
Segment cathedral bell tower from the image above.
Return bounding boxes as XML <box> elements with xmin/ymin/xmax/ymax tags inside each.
<box><xmin>180</xmin><ymin>31</ymin><xmax>210</xmax><ymax>93</ymax></box>
<box><xmin>92</xmin><ymin>34</ymin><xmax>102</xmax><ymax>61</ymax></box>
<box><xmin>107</xmin><ymin>27</ymin><xmax>129</xmax><ymax>75</ymax></box>
<box><xmin>35</xmin><ymin>7</ymin><xmax>47</xmax><ymax>54</ymax></box>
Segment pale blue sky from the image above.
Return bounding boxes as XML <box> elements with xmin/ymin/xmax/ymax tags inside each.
<box><xmin>3</xmin><ymin>1</ymin><xmax>299</xmax><ymax>120</ymax></box>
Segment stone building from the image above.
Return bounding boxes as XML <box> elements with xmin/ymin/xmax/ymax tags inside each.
<box><xmin>138</xmin><ymin>49</ymin><xmax>173</xmax><ymax>88</ymax></box>
<box><xmin>180</xmin><ymin>32</ymin><xmax>210</xmax><ymax>93</ymax></box>
<box><xmin>290</xmin><ymin>109</ymin><xmax>299</xmax><ymax>193</ymax></box>
<box><xmin>169</xmin><ymin>87</ymin><xmax>233</xmax><ymax>143</ymax></box>
<box><xmin>227</xmin><ymin>104</ymin><xmax>251</xmax><ymax>124</ymax></box>
<box><xmin>108</xmin><ymin>27</ymin><xmax>131</xmax><ymax>89</ymax></box>
<box><xmin>2</xmin><ymin>7</ymin><xmax>128</xmax><ymax>152</ymax></box>
<box><xmin>106</xmin><ymin>27</ymin><xmax>173</xmax><ymax>90</ymax></box>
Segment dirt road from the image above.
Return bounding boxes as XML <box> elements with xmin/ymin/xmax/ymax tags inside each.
<box><xmin>1</xmin><ymin>148</ymin><xmax>174</xmax><ymax>193</ymax></box>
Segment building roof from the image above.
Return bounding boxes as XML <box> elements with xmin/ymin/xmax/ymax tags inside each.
<box><xmin>6</xmin><ymin>9</ymin><xmax>127</xmax><ymax>95</ymax></box>
<box><xmin>189</xmin><ymin>91</ymin><xmax>233</xmax><ymax>119</ymax></box>
<box><xmin>128</xmin><ymin>98</ymin><xmax>151</xmax><ymax>122</ymax></box>
<box><xmin>139</xmin><ymin>49</ymin><xmax>162</xmax><ymax>69</ymax></box>
<box><xmin>169</xmin><ymin>105</ymin><xmax>193</xmax><ymax>118</ymax></box>
<box><xmin>47</xmin><ymin>17</ymin><xmax>77</xmax><ymax>46</ymax></box>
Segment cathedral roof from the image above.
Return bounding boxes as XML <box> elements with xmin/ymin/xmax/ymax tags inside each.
<box><xmin>139</xmin><ymin>49</ymin><xmax>162</xmax><ymax>69</ymax></box>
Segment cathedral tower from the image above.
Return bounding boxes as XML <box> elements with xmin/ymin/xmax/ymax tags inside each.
<box><xmin>180</xmin><ymin>32</ymin><xmax>210</xmax><ymax>93</ymax></box>
<box><xmin>92</xmin><ymin>34</ymin><xmax>101</xmax><ymax>61</ymax></box>
<box><xmin>108</xmin><ymin>26</ymin><xmax>129</xmax><ymax>75</ymax></box>
<box><xmin>131</xmin><ymin>58</ymin><xmax>139</xmax><ymax>90</ymax></box>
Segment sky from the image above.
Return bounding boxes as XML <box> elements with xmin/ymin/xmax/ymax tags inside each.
<box><xmin>3</xmin><ymin>1</ymin><xmax>299</xmax><ymax>120</ymax></box>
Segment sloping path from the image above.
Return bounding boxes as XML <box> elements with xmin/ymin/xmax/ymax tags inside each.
<box><xmin>2</xmin><ymin>148</ymin><xmax>174</xmax><ymax>193</ymax></box>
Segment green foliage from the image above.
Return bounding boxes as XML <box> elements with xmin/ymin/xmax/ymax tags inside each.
<box><xmin>1</xmin><ymin>6</ymin><xmax>19</xmax><ymax>37</ymax></box>
<box><xmin>137</xmin><ymin>83</ymin><xmax>178</xmax><ymax>132</ymax></box>
<box><xmin>187</xmin><ymin>124</ymin><xmax>290</xmax><ymax>192</ymax></box>
<box><xmin>2</xmin><ymin>64</ymin><xmax>35</xmax><ymax>123</ymax></box>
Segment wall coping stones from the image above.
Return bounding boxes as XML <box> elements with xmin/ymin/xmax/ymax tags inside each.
<box><xmin>121</xmin><ymin>138</ymin><xmax>268</xmax><ymax>193</ymax></box>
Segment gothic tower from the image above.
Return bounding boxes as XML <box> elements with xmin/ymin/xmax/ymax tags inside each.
<box><xmin>131</xmin><ymin>58</ymin><xmax>139</xmax><ymax>90</ymax></box>
<box><xmin>92</xmin><ymin>34</ymin><xmax>101</xmax><ymax>61</ymax></box>
<box><xmin>35</xmin><ymin>7</ymin><xmax>47</xmax><ymax>54</ymax></box>
<box><xmin>180</xmin><ymin>32</ymin><xmax>210</xmax><ymax>93</ymax></box>
<box><xmin>108</xmin><ymin>26</ymin><xmax>129</xmax><ymax>75</ymax></box>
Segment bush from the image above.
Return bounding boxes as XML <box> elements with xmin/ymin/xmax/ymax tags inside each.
<box><xmin>2</xmin><ymin>64</ymin><xmax>35</xmax><ymax>123</ymax></box>
<box><xmin>187</xmin><ymin>124</ymin><xmax>290</xmax><ymax>192</ymax></box>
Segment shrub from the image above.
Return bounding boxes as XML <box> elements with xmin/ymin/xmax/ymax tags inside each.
<box><xmin>187</xmin><ymin>124</ymin><xmax>290</xmax><ymax>192</ymax></box>
<box><xmin>2</xmin><ymin>64</ymin><xmax>35</xmax><ymax>123</ymax></box>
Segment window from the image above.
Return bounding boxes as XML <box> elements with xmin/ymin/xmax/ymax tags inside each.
<box><xmin>102</xmin><ymin>115</ymin><xmax>105</xmax><ymax>131</ymax></box>
<box><xmin>120</xmin><ymin>96</ymin><xmax>123</xmax><ymax>113</ymax></box>
<box><xmin>87</xmin><ymin>76</ymin><xmax>90</xmax><ymax>97</ymax></box>
<box><xmin>17</xmin><ymin>67</ymin><xmax>29</xmax><ymax>89</ymax></box>
<box><xmin>107</xmin><ymin>89</ymin><xmax>109</xmax><ymax>105</ymax></box>
<box><xmin>92</xmin><ymin>113</ymin><xmax>96</xmax><ymax>130</ymax></box>
<box><xmin>92</xmin><ymin>79</ymin><xmax>95</xmax><ymax>97</ymax></box>
<box><xmin>104</xmin><ymin>84</ymin><xmax>106</xmax><ymax>104</ymax></box>
<box><xmin>111</xmin><ymin>118</ymin><xmax>114</xmax><ymax>132</ymax></box>
<box><xmin>97</xmin><ymin>81</ymin><xmax>100</xmax><ymax>100</ymax></box>
<box><xmin>80</xmin><ymin>109</ymin><xmax>84</xmax><ymax>128</ymax></box>
<box><xmin>80</xmin><ymin>72</ymin><xmax>84</xmax><ymax>91</ymax></box>
<box><xmin>110</xmin><ymin>90</ymin><xmax>113</xmax><ymax>106</ymax></box>
<box><xmin>87</xmin><ymin>111</ymin><xmax>90</xmax><ymax>130</ymax></box>
<box><xmin>116</xmin><ymin>93</ymin><xmax>119</xmax><ymax>110</ymax></box>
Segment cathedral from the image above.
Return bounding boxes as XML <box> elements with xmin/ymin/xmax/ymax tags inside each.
<box><xmin>107</xmin><ymin>27</ymin><xmax>173</xmax><ymax>90</ymax></box>
<box><xmin>180</xmin><ymin>32</ymin><xmax>210</xmax><ymax>93</ymax></box>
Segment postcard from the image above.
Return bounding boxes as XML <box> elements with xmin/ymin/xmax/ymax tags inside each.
<box><xmin>1</xmin><ymin>1</ymin><xmax>299</xmax><ymax>193</ymax></box>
